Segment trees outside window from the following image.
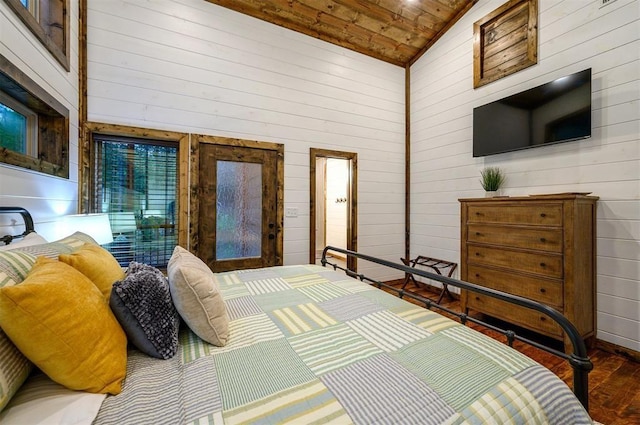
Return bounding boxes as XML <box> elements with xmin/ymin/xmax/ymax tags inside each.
<box><xmin>93</xmin><ymin>136</ymin><xmax>178</xmax><ymax>268</ymax></box>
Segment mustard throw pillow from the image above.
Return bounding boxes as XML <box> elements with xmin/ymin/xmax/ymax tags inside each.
<box><xmin>59</xmin><ymin>244</ymin><xmax>124</xmax><ymax>299</ymax></box>
<box><xmin>0</xmin><ymin>257</ymin><xmax>127</xmax><ymax>394</ymax></box>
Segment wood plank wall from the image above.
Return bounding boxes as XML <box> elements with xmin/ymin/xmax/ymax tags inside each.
<box><xmin>85</xmin><ymin>0</ymin><xmax>406</xmax><ymax>279</ymax></box>
<box><xmin>0</xmin><ymin>0</ymin><xmax>80</xmax><ymax>240</ymax></box>
<box><xmin>410</xmin><ymin>0</ymin><xmax>640</xmax><ymax>353</ymax></box>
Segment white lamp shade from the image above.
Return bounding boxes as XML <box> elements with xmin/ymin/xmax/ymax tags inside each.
<box><xmin>143</xmin><ymin>209</ymin><xmax>163</xmax><ymax>218</ymax></box>
<box><xmin>109</xmin><ymin>212</ymin><xmax>137</xmax><ymax>234</ymax></box>
<box><xmin>62</xmin><ymin>214</ymin><xmax>114</xmax><ymax>245</ymax></box>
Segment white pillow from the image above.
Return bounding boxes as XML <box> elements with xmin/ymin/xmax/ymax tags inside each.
<box><xmin>0</xmin><ymin>233</ymin><xmax>48</xmax><ymax>251</ymax></box>
<box><xmin>0</xmin><ymin>373</ymin><xmax>106</xmax><ymax>425</ymax></box>
<box><xmin>167</xmin><ymin>246</ymin><xmax>229</xmax><ymax>346</ymax></box>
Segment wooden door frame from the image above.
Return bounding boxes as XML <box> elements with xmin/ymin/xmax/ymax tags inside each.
<box><xmin>310</xmin><ymin>148</ymin><xmax>357</xmax><ymax>271</ymax></box>
<box><xmin>190</xmin><ymin>135</ymin><xmax>284</xmax><ymax>266</ymax></box>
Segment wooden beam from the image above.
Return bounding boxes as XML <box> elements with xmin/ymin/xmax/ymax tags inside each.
<box><xmin>405</xmin><ymin>64</ymin><xmax>411</xmax><ymax>262</ymax></box>
<box><xmin>79</xmin><ymin>0</ymin><xmax>88</xmax><ymax>212</ymax></box>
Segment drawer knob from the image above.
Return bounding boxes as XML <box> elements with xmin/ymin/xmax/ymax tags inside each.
<box><xmin>540</xmin><ymin>237</ymin><xmax>546</xmax><ymax>243</ymax></box>
<box><xmin>540</xmin><ymin>288</ymin><xmax>546</xmax><ymax>293</ymax></box>
<box><xmin>475</xmin><ymin>273</ymin><xmax>480</xmax><ymax>278</ymax></box>
<box><xmin>540</xmin><ymin>316</ymin><xmax>546</xmax><ymax>322</ymax></box>
<box><xmin>475</xmin><ymin>212</ymin><xmax>483</xmax><ymax>216</ymax></box>
<box><xmin>475</xmin><ymin>296</ymin><xmax>480</xmax><ymax>301</ymax></box>
<box><xmin>540</xmin><ymin>213</ymin><xmax>547</xmax><ymax>218</ymax></box>
<box><xmin>540</xmin><ymin>262</ymin><xmax>546</xmax><ymax>267</ymax></box>
<box><xmin>475</xmin><ymin>252</ymin><xmax>480</xmax><ymax>256</ymax></box>
<box><xmin>476</xmin><ymin>232</ymin><xmax>481</xmax><ymax>236</ymax></box>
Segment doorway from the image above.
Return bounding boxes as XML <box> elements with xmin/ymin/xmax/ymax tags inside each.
<box><xmin>196</xmin><ymin>138</ymin><xmax>284</xmax><ymax>272</ymax></box>
<box><xmin>310</xmin><ymin>149</ymin><xmax>357</xmax><ymax>271</ymax></box>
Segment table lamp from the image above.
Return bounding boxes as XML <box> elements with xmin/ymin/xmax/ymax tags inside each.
<box><xmin>109</xmin><ymin>212</ymin><xmax>137</xmax><ymax>235</ymax></box>
<box><xmin>61</xmin><ymin>213</ymin><xmax>114</xmax><ymax>245</ymax></box>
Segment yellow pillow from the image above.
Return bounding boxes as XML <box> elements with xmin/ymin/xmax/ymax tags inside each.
<box><xmin>0</xmin><ymin>257</ymin><xmax>127</xmax><ymax>394</ymax></box>
<box><xmin>59</xmin><ymin>244</ymin><xmax>124</xmax><ymax>299</ymax></box>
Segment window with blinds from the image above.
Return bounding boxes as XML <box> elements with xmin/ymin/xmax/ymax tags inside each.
<box><xmin>93</xmin><ymin>135</ymin><xmax>178</xmax><ymax>268</ymax></box>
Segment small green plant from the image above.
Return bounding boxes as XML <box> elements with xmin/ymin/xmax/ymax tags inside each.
<box><xmin>480</xmin><ymin>167</ymin><xmax>505</xmax><ymax>192</ymax></box>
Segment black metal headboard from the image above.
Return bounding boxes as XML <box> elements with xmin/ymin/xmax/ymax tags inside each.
<box><xmin>0</xmin><ymin>207</ymin><xmax>35</xmax><ymax>246</ymax></box>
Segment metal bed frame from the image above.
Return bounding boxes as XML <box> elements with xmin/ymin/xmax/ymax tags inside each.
<box><xmin>0</xmin><ymin>207</ymin><xmax>35</xmax><ymax>246</ymax></box>
<box><xmin>321</xmin><ymin>246</ymin><xmax>593</xmax><ymax>411</ymax></box>
<box><xmin>0</xmin><ymin>208</ymin><xmax>592</xmax><ymax>410</ymax></box>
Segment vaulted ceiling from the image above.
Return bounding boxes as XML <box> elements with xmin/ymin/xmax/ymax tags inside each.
<box><xmin>207</xmin><ymin>0</ymin><xmax>478</xmax><ymax>67</ymax></box>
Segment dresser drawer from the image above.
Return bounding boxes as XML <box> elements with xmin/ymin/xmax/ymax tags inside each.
<box><xmin>467</xmin><ymin>224</ymin><xmax>562</xmax><ymax>252</ymax></box>
<box><xmin>466</xmin><ymin>293</ymin><xmax>563</xmax><ymax>338</ymax></box>
<box><xmin>467</xmin><ymin>245</ymin><xmax>563</xmax><ymax>278</ymax></box>
<box><xmin>467</xmin><ymin>204</ymin><xmax>563</xmax><ymax>226</ymax></box>
<box><xmin>466</xmin><ymin>265</ymin><xmax>563</xmax><ymax>308</ymax></box>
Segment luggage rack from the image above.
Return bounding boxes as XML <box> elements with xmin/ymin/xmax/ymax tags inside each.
<box><xmin>401</xmin><ymin>255</ymin><xmax>458</xmax><ymax>304</ymax></box>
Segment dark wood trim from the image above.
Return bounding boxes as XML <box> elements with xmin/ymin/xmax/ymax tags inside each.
<box><xmin>188</xmin><ymin>135</ymin><xmax>200</xmax><ymax>253</ymax></box>
<box><xmin>409</xmin><ymin>0</ymin><xmax>479</xmax><ymax>66</ymax></box>
<box><xmin>3</xmin><ymin>0</ymin><xmax>70</xmax><ymax>71</ymax></box>
<box><xmin>178</xmin><ymin>134</ymin><xmax>191</xmax><ymax>252</ymax></box>
<box><xmin>85</xmin><ymin>122</ymin><xmax>188</xmax><ymax>142</ymax></box>
<box><xmin>275</xmin><ymin>143</ymin><xmax>285</xmax><ymax>266</ymax></box>
<box><xmin>194</xmin><ymin>134</ymin><xmax>283</xmax><ymax>152</ymax></box>
<box><xmin>404</xmin><ymin>65</ymin><xmax>410</xmax><ymax>262</ymax></box>
<box><xmin>309</xmin><ymin>148</ymin><xmax>357</xmax><ymax>271</ymax></box>
<box><xmin>78</xmin><ymin>0</ymin><xmax>88</xmax><ymax>212</ymax></box>
<box><xmin>309</xmin><ymin>152</ymin><xmax>319</xmax><ymax>265</ymax></box>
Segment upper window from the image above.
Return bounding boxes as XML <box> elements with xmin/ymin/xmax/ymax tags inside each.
<box><xmin>0</xmin><ymin>53</ymin><xmax>69</xmax><ymax>178</ymax></box>
<box><xmin>20</xmin><ymin>0</ymin><xmax>38</xmax><ymax>19</ymax></box>
<box><xmin>5</xmin><ymin>0</ymin><xmax>69</xmax><ymax>71</ymax></box>
<box><xmin>0</xmin><ymin>92</ymin><xmax>37</xmax><ymax>157</ymax></box>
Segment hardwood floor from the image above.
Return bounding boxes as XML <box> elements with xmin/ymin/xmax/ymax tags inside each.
<box><xmin>384</xmin><ymin>280</ymin><xmax>640</xmax><ymax>425</ymax></box>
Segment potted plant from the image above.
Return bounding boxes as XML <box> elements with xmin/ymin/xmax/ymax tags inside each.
<box><xmin>480</xmin><ymin>167</ymin><xmax>505</xmax><ymax>197</ymax></box>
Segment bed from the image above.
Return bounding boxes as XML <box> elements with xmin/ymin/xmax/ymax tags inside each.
<box><xmin>0</xmin><ymin>207</ymin><xmax>594</xmax><ymax>424</ymax></box>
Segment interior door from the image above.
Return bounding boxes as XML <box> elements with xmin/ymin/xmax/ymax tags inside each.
<box><xmin>310</xmin><ymin>148</ymin><xmax>357</xmax><ymax>271</ymax></box>
<box><xmin>198</xmin><ymin>144</ymin><xmax>279</xmax><ymax>272</ymax></box>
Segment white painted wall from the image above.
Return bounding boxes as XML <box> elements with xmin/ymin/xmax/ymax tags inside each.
<box><xmin>410</xmin><ymin>0</ymin><xmax>640</xmax><ymax>351</ymax></box>
<box><xmin>325</xmin><ymin>158</ymin><xmax>349</xmax><ymax>251</ymax></box>
<box><xmin>0</xmin><ymin>1</ymin><xmax>80</xmax><ymax>240</ymax></box>
<box><xmin>86</xmin><ymin>0</ymin><xmax>406</xmax><ymax>279</ymax></box>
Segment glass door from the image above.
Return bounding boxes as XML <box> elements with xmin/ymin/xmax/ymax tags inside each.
<box><xmin>198</xmin><ymin>144</ymin><xmax>280</xmax><ymax>272</ymax></box>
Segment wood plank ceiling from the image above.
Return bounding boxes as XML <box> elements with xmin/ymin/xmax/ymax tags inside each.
<box><xmin>206</xmin><ymin>0</ymin><xmax>478</xmax><ymax>67</ymax></box>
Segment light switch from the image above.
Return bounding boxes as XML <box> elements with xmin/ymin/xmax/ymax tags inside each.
<box><xmin>285</xmin><ymin>207</ymin><xmax>298</xmax><ymax>218</ymax></box>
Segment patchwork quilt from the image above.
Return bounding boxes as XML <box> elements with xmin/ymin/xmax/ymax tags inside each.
<box><xmin>94</xmin><ymin>265</ymin><xmax>592</xmax><ymax>425</ymax></box>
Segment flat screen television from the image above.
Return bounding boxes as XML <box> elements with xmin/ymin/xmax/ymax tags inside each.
<box><xmin>473</xmin><ymin>69</ymin><xmax>592</xmax><ymax>157</ymax></box>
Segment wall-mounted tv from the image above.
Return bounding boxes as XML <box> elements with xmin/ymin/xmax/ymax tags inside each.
<box><xmin>473</xmin><ymin>69</ymin><xmax>592</xmax><ymax>157</ymax></box>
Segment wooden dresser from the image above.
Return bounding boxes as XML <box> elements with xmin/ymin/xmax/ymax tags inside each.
<box><xmin>459</xmin><ymin>194</ymin><xmax>598</xmax><ymax>351</ymax></box>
